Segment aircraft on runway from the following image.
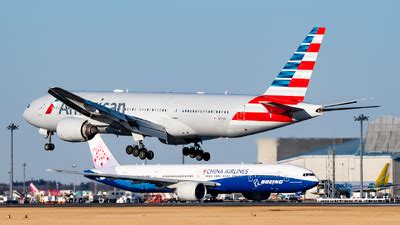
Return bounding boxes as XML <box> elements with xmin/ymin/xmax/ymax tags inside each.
<box><xmin>30</xmin><ymin>183</ymin><xmax>39</xmax><ymax>194</ymax></box>
<box><xmin>29</xmin><ymin>182</ymin><xmax>61</xmax><ymax>196</ymax></box>
<box><xmin>23</xmin><ymin>27</ymin><xmax>378</xmax><ymax>161</ymax></box>
<box><xmin>331</xmin><ymin>163</ymin><xmax>397</xmax><ymax>197</ymax></box>
<box><xmin>353</xmin><ymin>163</ymin><xmax>398</xmax><ymax>192</ymax></box>
<box><xmin>48</xmin><ymin>134</ymin><xmax>319</xmax><ymax>201</ymax></box>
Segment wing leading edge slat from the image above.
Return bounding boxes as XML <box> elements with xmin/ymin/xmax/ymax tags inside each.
<box><xmin>48</xmin><ymin>87</ymin><xmax>168</xmax><ymax>140</ymax></box>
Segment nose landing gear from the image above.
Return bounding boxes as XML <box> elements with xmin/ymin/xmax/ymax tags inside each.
<box><xmin>44</xmin><ymin>131</ymin><xmax>55</xmax><ymax>151</ymax></box>
<box><xmin>182</xmin><ymin>143</ymin><xmax>210</xmax><ymax>161</ymax></box>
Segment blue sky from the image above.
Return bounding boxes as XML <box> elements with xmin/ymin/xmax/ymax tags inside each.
<box><xmin>0</xmin><ymin>0</ymin><xmax>398</xmax><ymax>183</ymax></box>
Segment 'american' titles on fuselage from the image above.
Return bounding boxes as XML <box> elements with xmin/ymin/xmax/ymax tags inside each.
<box><xmin>58</xmin><ymin>101</ymin><xmax>127</xmax><ymax>115</ymax></box>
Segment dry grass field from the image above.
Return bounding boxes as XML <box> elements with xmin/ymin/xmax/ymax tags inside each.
<box><xmin>0</xmin><ymin>206</ymin><xmax>399</xmax><ymax>225</ymax></box>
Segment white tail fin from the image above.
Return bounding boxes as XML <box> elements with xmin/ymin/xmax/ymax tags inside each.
<box><xmin>88</xmin><ymin>134</ymin><xmax>119</xmax><ymax>169</ymax></box>
<box><xmin>30</xmin><ymin>183</ymin><xmax>39</xmax><ymax>194</ymax></box>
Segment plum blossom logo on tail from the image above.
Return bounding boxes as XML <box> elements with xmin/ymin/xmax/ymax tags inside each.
<box><xmin>91</xmin><ymin>143</ymin><xmax>109</xmax><ymax>167</ymax></box>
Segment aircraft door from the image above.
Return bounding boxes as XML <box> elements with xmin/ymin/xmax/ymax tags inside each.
<box><xmin>237</xmin><ymin>104</ymin><xmax>246</xmax><ymax>120</ymax></box>
<box><xmin>248</xmin><ymin>175</ymin><xmax>258</xmax><ymax>190</ymax></box>
<box><xmin>248</xmin><ymin>175</ymin><xmax>255</xmax><ymax>182</ymax></box>
<box><xmin>169</xmin><ymin>103</ymin><xmax>180</xmax><ymax>120</ymax></box>
<box><xmin>284</xmin><ymin>175</ymin><xmax>289</xmax><ymax>183</ymax></box>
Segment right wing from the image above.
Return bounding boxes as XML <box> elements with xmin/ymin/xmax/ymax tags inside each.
<box><xmin>48</xmin><ymin>87</ymin><xmax>168</xmax><ymax>140</ymax></box>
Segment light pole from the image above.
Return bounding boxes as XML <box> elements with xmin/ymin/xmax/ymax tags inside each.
<box><xmin>72</xmin><ymin>164</ymin><xmax>77</xmax><ymax>193</ymax></box>
<box><xmin>355</xmin><ymin>114</ymin><xmax>368</xmax><ymax>198</ymax></box>
<box><xmin>7</xmin><ymin>123</ymin><xmax>19</xmax><ymax>201</ymax></box>
<box><xmin>22</xmin><ymin>162</ymin><xmax>27</xmax><ymax>197</ymax></box>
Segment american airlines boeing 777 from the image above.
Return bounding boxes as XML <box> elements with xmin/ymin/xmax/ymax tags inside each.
<box><xmin>23</xmin><ymin>27</ymin><xmax>378</xmax><ymax>161</ymax></box>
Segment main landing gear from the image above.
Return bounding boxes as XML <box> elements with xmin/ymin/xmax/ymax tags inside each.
<box><xmin>44</xmin><ymin>131</ymin><xmax>55</xmax><ymax>151</ymax></box>
<box><xmin>126</xmin><ymin>141</ymin><xmax>154</xmax><ymax>160</ymax></box>
<box><xmin>182</xmin><ymin>143</ymin><xmax>210</xmax><ymax>161</ymax></box>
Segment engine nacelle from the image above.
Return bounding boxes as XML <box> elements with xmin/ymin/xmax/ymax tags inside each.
<box><xmin>56</xmin><ymin>117</ymin><xmax>98</xmax><ymax>142</ymax></box>
<box><xmin>175</xmin><ymin>182</ymin><xmax>207</xmax><ymax>201</ymax></box>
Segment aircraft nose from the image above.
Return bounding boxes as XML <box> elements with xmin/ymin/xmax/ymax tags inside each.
<box><xmin>23</xmin><ymin>104</ymin><xmax>33</xmax><ymax>125</ymax></box>
<box><xmin>310</xmin><ymin>176</ymin><xmax>319</xmax><ymax>187</ymax></box>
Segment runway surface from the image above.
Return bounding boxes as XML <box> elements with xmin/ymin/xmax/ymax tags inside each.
<box><xmin>2</xmin><ymin>201</ymin><xmax>400</xmax><ymax>207</ymax></box>
<box><xmin>1</xmin><ymin>204</ymin><xmax>400</xmax><ymax>225</ymax></box>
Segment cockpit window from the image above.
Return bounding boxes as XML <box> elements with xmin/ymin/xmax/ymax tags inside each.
<box><xmin>303</xmin><ymin>173</ymin><xmax>315</xmax><ymax>176</ymax></box>
<box><xmin>27</xmin><ymin>104</ymin><xmax>30</xmax><ymax>108</ymax></box>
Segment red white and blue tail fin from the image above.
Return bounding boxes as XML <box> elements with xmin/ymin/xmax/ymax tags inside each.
<box><xmin>263</xmin><ymin>27</ymin><xmax>326</xmax><ymax>104</ymax></box>
<box><xmin>88</xmin><ymin>134</ymin><xmax>119</xmax><ymax>169</ymax></box>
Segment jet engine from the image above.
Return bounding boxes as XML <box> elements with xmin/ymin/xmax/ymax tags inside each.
<box><xmin>175</xmin><ymin>182</ymin><xmax>207</xmax><ymax>201</ymax></box>
<box><xmin>56</xmin><ymin>117</ymin><xmax>98</xmax><ymax>142</ymax></box>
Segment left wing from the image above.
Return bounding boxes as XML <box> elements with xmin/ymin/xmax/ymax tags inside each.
<box><xmin>48</xmin><ymin>87</ymin><xmax>168</xmax><ymax>140</ymax></box>
<box><xmin>47</xmin><ymin>169</ymin><xmax>220</xmax><ymax>189</ymax></box>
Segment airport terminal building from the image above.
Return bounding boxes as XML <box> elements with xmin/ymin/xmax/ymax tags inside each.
<box><xmin>257</xmin><ymin>116</ymin><xmax>400</xmax><ymax>197</ymax></box>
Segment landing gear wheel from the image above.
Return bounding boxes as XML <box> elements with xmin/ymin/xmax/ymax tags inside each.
<box><xmin>126</xmin><ymin>145</ymin><xmax>134</xmax><ymax>155</ymax></box>
<box><xmin>132</xmin><ymin>147</ymin><xmax>140</xmax><ymax>157</ymax></box>
<box><xmin>195</xmin><ymin>154</ymin><xmax>203</xmax><ymax>161</ymax></box>
<box><xmin>182</xmin><ymin>144</ymin><xmax>211</xmax><ymax>161</ymax></box>
<box><xmin>203</xmin><ymin>152</ymin><xmax>211</xmax><ymax>161</ymax></box>
<box><xmin>195</xmin><ymin>150</ymin><xmax>204</xmax><ymax>161</ymax></box>
<box><xmin>138</xmin><ymin>149</ymin><xmax>147</xmax><ymax>160</ymax></box>
<box><xmin>44</xmin><ymin>131</ymin><xmax>55</xmax><ymax>151</ymax></box>
<box><xmin>182</xmin><ymin>147</ymin><xmax>190</xmax><ymax>156</ymax></box>
<box><xmin>146</xmin><ymin>150</ymin><xmax>154</xmax><ymax>160</ymax></box>
<box><xmin>44</xmin><ymin>143</ymin><xmax>55</xmax><ymax>151</ymax></box>
<box><xmin>189</xmin><ymin>147</ymin><xmax>196</xmax><ymax>158</ymax></box>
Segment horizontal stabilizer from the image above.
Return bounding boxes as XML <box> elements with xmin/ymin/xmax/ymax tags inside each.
<box><xmin>322</xmin><ymin>105</ymin><xmax>380</xmax><ymax>112</ymax></box>
<box><xmin>323</xmin><ymin>100</ymin><xmax>359</xmax><ymax>108</ymax></box>
<box><xmin>259</xmin><ymin>101</ymin><xmax>304</xmax><ymax>112</ymax></box>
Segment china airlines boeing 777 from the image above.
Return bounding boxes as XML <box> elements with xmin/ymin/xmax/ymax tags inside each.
<box><xmin>23</xmin><ymin>27</ymin><xmax>378</xmax><ymax>161</ymax></box>
<box><xmin>48</xmin><ymin>134</ymin><xmax>319</xmax><ymax>201</ymax></box>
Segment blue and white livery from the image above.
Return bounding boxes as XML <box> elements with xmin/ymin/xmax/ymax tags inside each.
<box><xmin>50</xmin><ymin>134</ymin><xmax>319</xmax><ymax>201</ymax></box>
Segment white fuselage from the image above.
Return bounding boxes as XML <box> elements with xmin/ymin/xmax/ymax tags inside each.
<box><xmin>91</xmin><ymin>163</ymin><xmax>319</xmax><ymax>193</ymax></box>
<box><xmin>23</xmin><ymin>92</ymin><xmax>322</xmax><ymax>144</ymax></box>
